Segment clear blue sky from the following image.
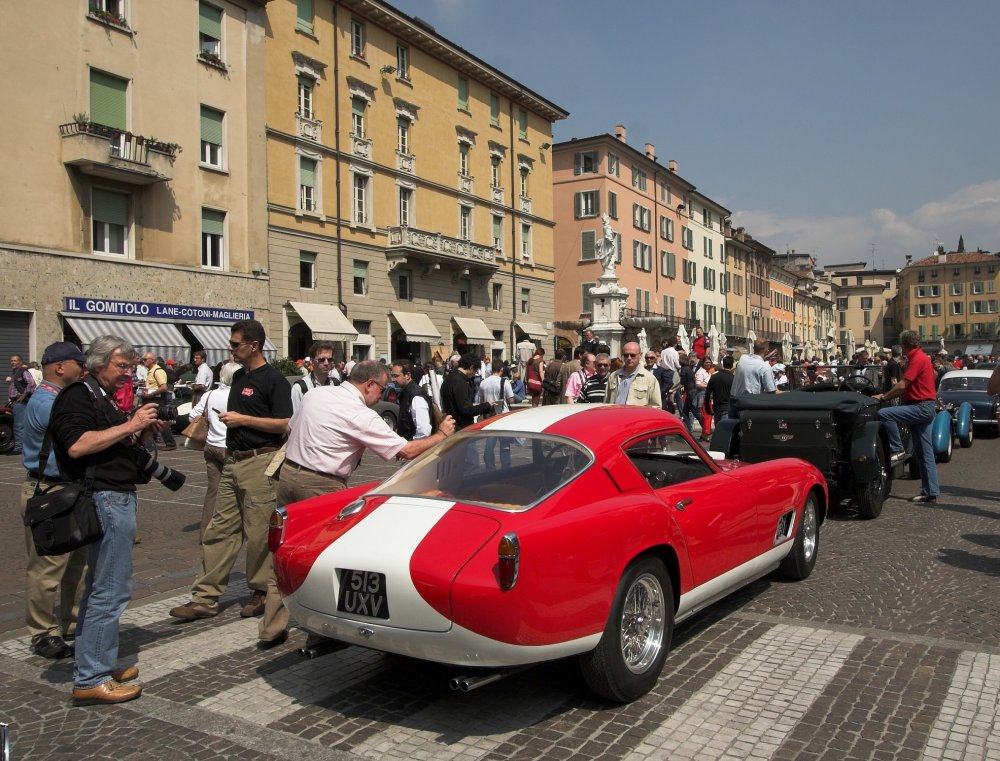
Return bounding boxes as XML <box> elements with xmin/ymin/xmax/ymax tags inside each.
<box><xmin>392</xmin><ymin>0</ymin><xmax>1000</xmax><ymax>269</ymax></box>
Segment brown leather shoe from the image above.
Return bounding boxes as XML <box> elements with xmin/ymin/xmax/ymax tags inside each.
<box><xmin>240</xmin><ymin>591</ymin><xmax>266</xmax><ymax>618</ymax></box>
<box><xmin>112</xmin><ymin>665</ymin><xmax>139</xmax><ymax>683</ymax></box>
<box><xmin>72</xmin><ymin>680</ymin><xmax>142</xmax><ymax>706</ymax></box>
<box><xmin>169</xmin><ymin>600</ymin><xmax>219</xmax><ymax>620</ymax></box>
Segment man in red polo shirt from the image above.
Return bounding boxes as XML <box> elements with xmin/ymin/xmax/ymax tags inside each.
<box><xmin>873</xmin><ymin>330</ymin><xmax>940</xmax><ymax>503</ymax></box>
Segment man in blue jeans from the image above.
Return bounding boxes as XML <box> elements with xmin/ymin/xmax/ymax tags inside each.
<box><xmin>50</xmin><ymin>335</ymin><xmax>170</xmax><ymax>706</ymax></box>
<box><xmin>873</xmin><ymin>330</ymin><xmax>940</xmax><ymax>503</ymax></box>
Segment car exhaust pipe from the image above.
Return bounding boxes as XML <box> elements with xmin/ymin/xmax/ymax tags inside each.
<box><xmin>449</xmin><ymin>667</ymin><xmax>527</xmax><ymax>692</ymax></box>
<box><xmin>298</xmin><ymin>637</ymin><xmax>349</xmax><ymax>659</ymax></box>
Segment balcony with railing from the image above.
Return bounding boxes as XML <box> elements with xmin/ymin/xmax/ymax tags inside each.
<box><xmin>387</xmin><ymin>226</ymin><xmax>498</xmax><ymax>274</ymax></box>
<box><xmin>59</xmin><ymin>121</ymin><xmax>177</xmax><ymax>184</ymax></box>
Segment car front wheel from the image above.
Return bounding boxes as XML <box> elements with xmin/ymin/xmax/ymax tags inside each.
<box><xmin>0</xmin><ymin>419</ymin><xmax>13</xmax><ymax>454</ymax></box>
<box><xmin>779</xmin><ymin>493</ymin><xmax>820</xmax><ymax>580</ymax></box>
<box><xmin>856</xmin><ymin>442</ymin><xmax>889</xmax><ymax>519</ymax></box>
<box><xmin>579</xmin><ymin>557</ymin><xmax>673</xmax><ymax>703</ymax></box>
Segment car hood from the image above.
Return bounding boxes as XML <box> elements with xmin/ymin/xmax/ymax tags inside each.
<box><xmin>290</xmin><ymin>495</ymin><xmax>501</xmax><ymax>632</ymax></box>
<box><xmin>939</xmin><ymin>390</ymin><xmax>995</xmax><ymax>406</ymax></box>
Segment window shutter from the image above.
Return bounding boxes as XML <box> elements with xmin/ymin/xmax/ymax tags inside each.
<box><xmin>574</xmin><ymin>154</ymin><xmax>582</xmax><ymax>175</ymax></box>
<box><xmin>92</xmin><ymin>189</ymin><xmax>128</xmax><ymax>226</ymax></box>
<box><xmin>199</xmin><ymin>3</ymin><xmax>222</xmax><ymax>39</ymax></box>
<box><xmin>200</xmin><ymin>106</ymin><xmax>223</xmax><ymax>145</ymax></box>
<box><xmin>89</xmin><ymin>70</ymin><xmax>127</xmax><ymax>130</ymax></box>
<box><xmin>202</xmin><ymin>209</ymin><xmax>225</xmax><ymax>236</ymax></box>
<box><xmin>296</xmin><ymin>0</ymin><xmax>313</xmax><ymax>32</ymax></box>
<box><xmin>300</xmin><ymin>158</ymin><xmax>316</xmax><ymax>187</ymax></box>
<box><xmin>581</xmin><ymin>230</ymin><xmax>595</xmax><ymax>259</ymax></box>
<box><xmin>352</xmin><ymin>97</ymin><xmax>365</xmax><ymax>118</ymax></box>
<box><xmin>574</xmin><ymin>192</ymin><xmax>582</xmax><ymax>218</ymax></box>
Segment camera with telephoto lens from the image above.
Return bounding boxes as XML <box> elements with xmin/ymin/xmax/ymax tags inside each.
<box><xmin>155</xmin><ymin>402</ymin><xmax>177</xmax><ymax>422</ymax></box>
<box><xmin>134</xmin><ymin>446</ymin><xmax>186</xmax><ymax>491</ymax></box>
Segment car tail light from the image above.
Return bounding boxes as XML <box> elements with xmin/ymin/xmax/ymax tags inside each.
<box><xmin>267</xmin><ymin>506</ymin><xmax>287</xmax><ymax>553</ymax></box>
<box><xmin>498</xmin><ymin>533</ymin><xmax>520</xmax><ymax>591</ymax></box>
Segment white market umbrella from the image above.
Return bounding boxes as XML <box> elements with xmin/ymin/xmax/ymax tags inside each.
<box><xmin>781</xmin><ymin>332</ymin><xmax>793</xmax><ymax>364</ymax></box>
<box><xmin>708</xmin><ymin>325</ymin><xmax>721</xmax><ymax>364</ymax></box>
<box><xmin>718</xmin><ymin>330</ymin><xmax>728</xmax><ymax>360</ymax></box>
<box><xmin>747</xmin><ymin>329</ymin><xmax>757</xmax><ymax>351</ymax></box>
<box><xmin>677</xmin><ymin>324</ymin><xmax>691</xmax><ymax>354</ymax></box>
<box><xmin>846</xmin><ymin>329</ymin><xmax>856</xmax><ymax>360</ymax></box>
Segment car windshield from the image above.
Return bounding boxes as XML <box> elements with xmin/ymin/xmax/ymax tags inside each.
<box><xmin>369</xmin><ymin>433</ymin><xmax>593</xmax><ymax>511</ymax></box>
<box><xmin>786</xmin><ymin>364</ymin><xmax>883</xmax><ymax>390</ymax></box>
<box><xmin>940</xmin><ymin>376</ymin><xmax>990</xmax><ymax>392</ymax></box>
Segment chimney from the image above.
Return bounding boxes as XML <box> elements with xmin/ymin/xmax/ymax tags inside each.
<box><xmin>905</xmin><ymin>255</ymin><xmax>912</xmax><ymax>266</ymax></box>
<box><xmin>614</xmin><ymin>124</ymin><xmax>627</xmax><ymax>142</ymax></box>
<box><xmin>668</xmin><ymin>159</ymin><xmax>678</xmax><ymax>173</ymax></box>
<box><xmin>736</xmin><ymin>226</ymin><xmax>745</xmax><ymax>241</ymax></box>
<box><xmin>644</xmin><ymin>142</ymin><xmax>656</xmax><ymax>160</ymax></box>
<box><xmin>938</xmin><ymin>252</ymin><xmax>947</xmax><ymax>264</ymax></box>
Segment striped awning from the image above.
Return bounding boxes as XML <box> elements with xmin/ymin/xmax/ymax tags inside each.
<box><xmin>65</xmin><ymin>317</ymin><xmax>188</xmax><ymax>363</ymax></box>
<box><xmin>452</xmin><ymin>317</ymin><xmax>494</xmax><ymax>343</ymax></box>
<box><xmin>188</xmin><ymin>323</ymin><xmax>277</xmax><ymax>366</ymax></box>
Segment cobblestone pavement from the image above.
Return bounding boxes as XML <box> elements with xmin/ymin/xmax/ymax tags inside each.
<box><xmin>0</xmin><ymin>429</ymin><xmax>997</xmax><ymax>761</ymax></box>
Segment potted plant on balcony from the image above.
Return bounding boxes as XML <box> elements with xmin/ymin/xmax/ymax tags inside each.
<box><xmin>88</xmin><ymin>3</ymin><xmax>130</xmax><ymax>30</ymax></box>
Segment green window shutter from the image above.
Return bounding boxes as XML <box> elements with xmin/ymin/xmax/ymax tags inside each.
<box><xmin>200</xmin><ymin>106</ymin><xmax>223</xmax><ymax>145</ymax></box>
<box><xmin>353</xmin><ymin>261</ymin><xmax>367</xmax><ymax>279</ymax></box>
<box><xmin>492</xmin><ymin>216</ymin><xmax>502</xmax><ymax>240</ymax></box>
<box><xmin>202</xmin><ymin>208</ymin><xmax>225</xmax><ymax>236</ymax></box>
<box><xmin>581</xmin><ymin>230</ymin><xmax>595</xmax><ymax>260</ymax></box>
<box><xmin>457</xmin><ymin>77</ymin><xmax>468</xmax><ymax>109</ymax></box>
<box><xmin>92</xmin><ymin>189</ymin><xmax>128</xmax><ymax>226</ymax></box>
<box><xmin>351</xmin><ymin>97</ymin><xmax>365</xmax><ymax>117</ymax></box>
<box><xmin>199</xmin><ymin>3</ymin><xmax>222</xmax><ymax>39</ymax></box>
<box><xmin>89</xmin><ymin>70</ymin><xmax>127</xmax><ymax>130</ymax></box>
<box><xmin>296</xmin><ymin>0</ymin><xmax>313</xmax><ymax>33</ymax></box>
<box><xmin>300</xmin><ymin>158</ymin><xmax>316</xmax><ymax>187</ymax></box>
<box><xmin>518</xmin><ymin>109</ymin><xmax>527</xmax><ymax>137</ymax></box>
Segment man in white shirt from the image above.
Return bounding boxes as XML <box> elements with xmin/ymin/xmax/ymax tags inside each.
<box><xmin>731</xmin><ymin>338</ymin><xmax>779</xmax><ymax>407</ymax></box>
<box><xmin>477</xmin><ymin>364</ymin><xmax>518</xmax><ymax>468</ymax></box>
<box><xmin>190</xmin><ymin>350</ymin><xmax>214</xmax><ymax>406</ymax></box>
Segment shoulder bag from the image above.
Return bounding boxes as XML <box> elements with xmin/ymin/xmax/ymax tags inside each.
<box><xmin>23</xmin><ymin>384</ymin><xmax>103</xmax><ymax>557</ymax></box>
<box><xmin>182</xmin><ymin>390</ymin><xmax>211</xmax><ymax>451</ymax></box>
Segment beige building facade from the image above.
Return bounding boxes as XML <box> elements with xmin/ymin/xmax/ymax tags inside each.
<box><xmin>0</xmin><ymin>0</ymin><xmax>271</xmax><ymax>363</ymax></box>
<box><xmin>265</xmin><ymin>0</ymin><xmax>567</xmax><ymax>363</ymax></box>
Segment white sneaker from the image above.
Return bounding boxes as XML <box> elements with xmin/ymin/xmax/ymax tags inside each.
<box><xmin>889</xmin><ymin>451</ymin><xmax>906</xmax><ymax>464</ymax></box>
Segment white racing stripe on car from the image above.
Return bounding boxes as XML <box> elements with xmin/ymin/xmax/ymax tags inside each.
<box><xmin>623</xmin><ymin>624</ymin><xmax>863</xmax><ymax>761</ymax></box>
<box><xmin>920</xmin><ymin>651</ymin><xmax>1000</xmax><ymax>761</ymax></box>
<box><xmin>478</xmin><ymin>403</ymin><xmax>606</xmax><ymax>433</ymax></box>
<box><xmin>302</xmin><ymin>496</ymin><xmax>454</xmax><ymax>631</ymax></box>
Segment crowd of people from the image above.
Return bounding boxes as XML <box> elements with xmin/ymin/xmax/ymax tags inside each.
<box><xmin>13</xmin><ymin>317</ymin><xmax>1000</xmax><ymax>707</ymax></box>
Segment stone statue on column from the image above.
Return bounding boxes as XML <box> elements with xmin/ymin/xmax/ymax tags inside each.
<box><xmin>596</xmin><ymin>213</ymin><xmax>618</xmax><ymax>278</ymax></box>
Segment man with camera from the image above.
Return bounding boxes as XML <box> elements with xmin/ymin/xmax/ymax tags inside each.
<box><xmin>49</xmin><ymin>335</ymin><xmax>171</xmax><ymax>706</ymax></box>
<box><xmin>170</xmin><ymin>319</ymin><xmax>292</xmax><ymax>623</ymax></box>
<box><xmin>21</xmin><ymin>342</ymin><xmax>88</xmax><ymax>660</ymax></box>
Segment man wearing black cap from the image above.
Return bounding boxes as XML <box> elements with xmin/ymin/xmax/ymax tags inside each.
<box><xmin>20</xmin><ymin>342</ymin><xmax>88</xmax><ymax>659</ymax></box>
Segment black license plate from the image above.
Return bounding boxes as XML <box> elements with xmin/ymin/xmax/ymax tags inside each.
<box><xmin>336</xmin><ymin>568</ymin><xmax>390</xmax><ymax>620</ymax></box>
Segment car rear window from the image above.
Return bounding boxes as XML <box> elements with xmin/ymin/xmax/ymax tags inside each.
<box><xmin>369</xmin><ymin>433</ymin><xmax>593</xmax><ymax>511</ymax></box>
<box><xmin>940</xmin><ymin>376</ymin><xmax>989</xmax><ymax>392</ymax></box>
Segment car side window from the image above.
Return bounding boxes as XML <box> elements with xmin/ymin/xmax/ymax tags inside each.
<box><xmin>625</xmin><ymin>433</ymin><xmax>714</xmax><ymax>490</ymax></box>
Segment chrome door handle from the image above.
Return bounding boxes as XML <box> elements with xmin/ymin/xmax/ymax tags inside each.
<box><xmin>674</xmin><ymin>498</ymin><xmax>692</xmax><ymax>512</ymax></box>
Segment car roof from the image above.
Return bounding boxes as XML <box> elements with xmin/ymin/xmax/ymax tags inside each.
<box><xmin>477</xmin><ymin>404</ymin><xmax>681</xmax><ymax>449</ymax></box>
<box><xmin>940</xmin><ymin>369</ymin><xmax>994</xmax><ymax>379</ymax></box>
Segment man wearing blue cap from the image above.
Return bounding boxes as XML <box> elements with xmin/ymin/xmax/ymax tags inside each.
<box><xmin>21</xmin><ymin>342</ymin><xmax>88</xmax><ymax>659</ymax></box>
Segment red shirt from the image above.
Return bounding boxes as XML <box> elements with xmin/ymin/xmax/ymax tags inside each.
<box><xmin>692</xmin><ymin>334</ymin><xmax>707</xmax><ymax>360</ymax></box>
<box><xmin>903</xmin><ymin>348</ymin><xmax>936</xmax><ymax>402</ymax></box>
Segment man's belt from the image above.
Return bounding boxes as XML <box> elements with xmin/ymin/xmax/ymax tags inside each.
<box><xmin>283</xmin><ymin>459</ymin><xmax>347</xmax><ymax>483</ymax></box>
<box><xmin>231</xmin><ymin>446</ymin><xmax>279</xmax><ymax>462</ymax></box>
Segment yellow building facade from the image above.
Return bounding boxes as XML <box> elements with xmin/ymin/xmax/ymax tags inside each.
<box><xmin>265</xmin><ymin>0</ymin><xmax>567</xmax><ymax>362</ymax></box>
<box><xmin>0</xmin><ymin>0</ymin><xmax>270</xmax><ymax>362</ymax></box>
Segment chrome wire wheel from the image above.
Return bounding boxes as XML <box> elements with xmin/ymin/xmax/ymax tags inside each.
<box><xmin>801</xmin><ymin>500</ymin><xmax>818</xmax><ymax>563</ymax></box>
<box><xmin>620</xmin><ymin>572</ymin><xmax>666</xmax><ymax>674</ymax></box>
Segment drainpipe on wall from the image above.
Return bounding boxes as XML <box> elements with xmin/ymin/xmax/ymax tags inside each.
<box><xmin>332</xmin><ymin>1</ymin><xmax>345</xmax><ymax>317</ymax></box>
<box><xmin>508</xmin><ymin>96</ymin><xmax>518</xmax><ymax>359</ymax></box>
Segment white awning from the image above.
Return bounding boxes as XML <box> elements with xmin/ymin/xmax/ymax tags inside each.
<box><xmin>65</xmin><ymin>317</ymin><xmax>188</xmax><ymax>363</ymax></box>
<box><xmin>289</xmin><ymin>301</ymin><xmax>358</xmax><ymax>342</ymax></box>
<box><xmin>188</xmin><ymin>323</ymin><xmax>277</xmax><ymax>366</ymax></box>
<box><xmin>391</xmin><ymin>310</ymin><xmax>441</xmax><ymax>342</ymax></box>
<box><xmin>452</xmin><ymin>316</ymin><xmax>494</xmax><ymax>343</ymax></box>
<box><xmin>353</xmin><ymin>333</ymin><xmax>374</xmax><ymax>345</ymax></box>
<box><xmin>515</xmin><ymin>321</ymin><xmax>549</xmax><ymax>339</ymax></box>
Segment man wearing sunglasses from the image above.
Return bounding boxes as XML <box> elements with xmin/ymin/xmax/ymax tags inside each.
<box><xmin>290</xmin><ymin>340</ymin><xmax>338</xmax><ymax>412</ymax></box>
<box><xmin>170</xmin><ymin>320</ymin><xmax>292</xmax><ymax>624</ymax></box>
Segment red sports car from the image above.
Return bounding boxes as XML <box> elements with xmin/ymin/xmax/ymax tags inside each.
<box><xmin>269</xmin><ymin>405</ymin><xmax>827</xmax><ymax>702</ymax></box>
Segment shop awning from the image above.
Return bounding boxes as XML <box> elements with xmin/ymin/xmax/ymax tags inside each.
<box><xmin>188</xmin><ymin>324</ymin><xmax>277</xmax><ymax>366</ymax></box>
<box><xmin>452</xmin><ymin>317</ymin><xmax>494</xmax><ymax>343</ymax></box>
<box><xmin>65</xmin><ymin>317</ymin><xmax>188</xmax><ymax>363</ymax></box>
<box><xmin>391</xmin><ymin>310</ymin><xmax>441</xmax><ymax>342</ymax></box>
<box><xmin>515</xmin><ymin>321</ymin><xmax>549</xmax><ymax>339</ymax></box>
<box><xmin>288</xmin><ymin>301</ymin><xmax>358</xmax><ymax>342</ymax></box>
<box><xmin>964</xmin><ymin>343</ymin><xmax>993</xmax><ymax>356</ymax></box>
